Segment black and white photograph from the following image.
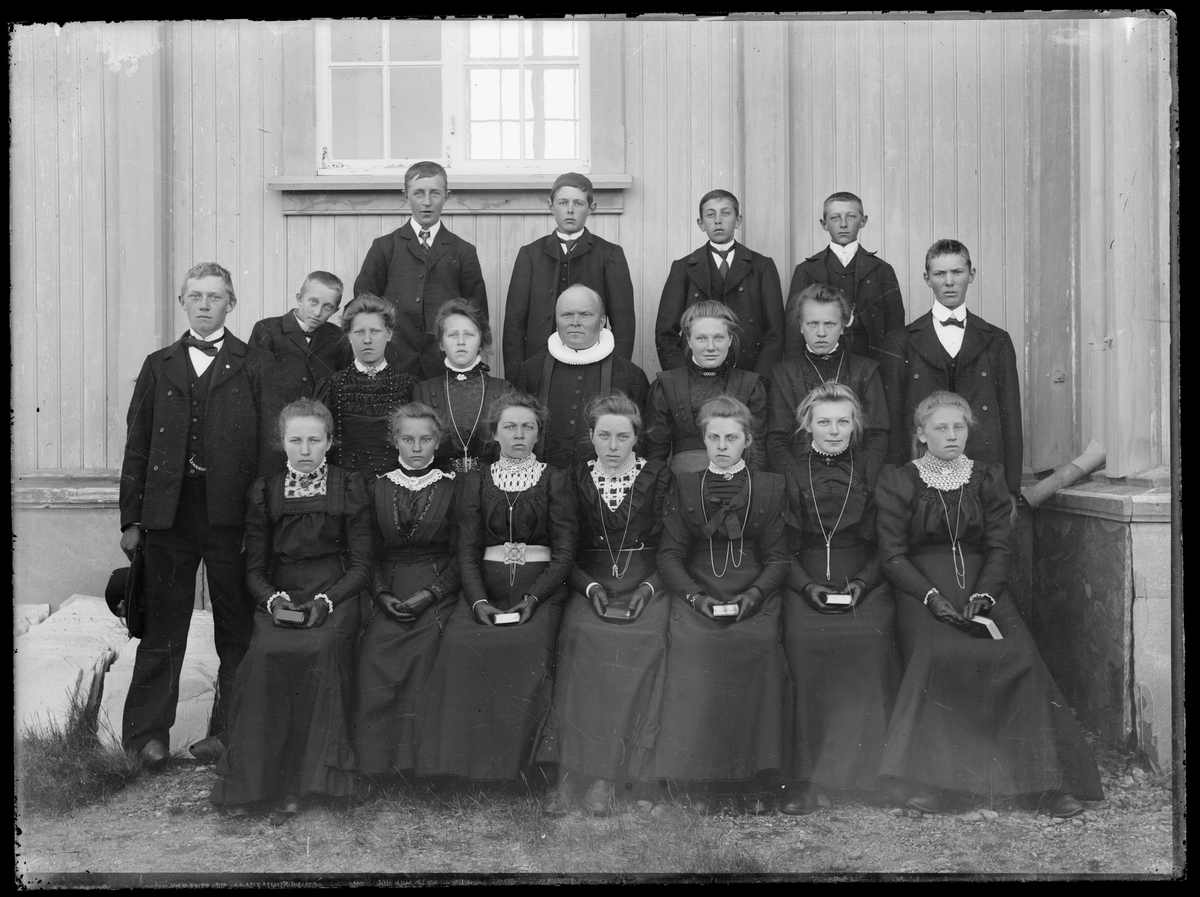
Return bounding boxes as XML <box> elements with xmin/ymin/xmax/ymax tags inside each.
<box><xmin>13</xmin><ymin>13</ymin><xmax>1180</xmax><ymax>883</ymax></box>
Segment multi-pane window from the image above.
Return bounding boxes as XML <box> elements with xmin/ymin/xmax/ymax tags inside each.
<box><xmin>315</xmin><ymin>20</ymin><xmax>589</xmax><ymax>173</ymax></box>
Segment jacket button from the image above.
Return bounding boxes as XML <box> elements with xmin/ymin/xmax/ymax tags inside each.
<box><xmin>913</xmin><ymin>373</ymin><xmax>920</xmax><ymax>379</ymax></box>
<box><xmin>982</xmin><ymin>405</ymin><xmax>989</xmax><ymax>411</ymax></box>
<box><xmin>981</xmin><ymin>371</ymin><xmax>988</xmax><ymax>377</ymax></box>
<box><xmin>167</xmin><ymin>390</ymin><xmax>172</xmax><ymax>396</ymax></box>
<box><xmin>153</xmin><ymin>465</ymin><xmax>159</xmax><ymax>471</ymax></box>
<box><xmin>865</xmin><ymin>279</ymin><xmax>871</xmax><ymax>284</ymax></box>
<box><xmin>739</xmin><ymin>287</ymin><xmax>744</xmax><ymax>292</ymax></box>
<box><xmin>418</xmin><ymin>273</ymin><xmax>424</xmax><ymax>279</ymax></box>
<box><xmin>694</xmin><ymin>293</ymin><xmax>700</xmax><ymax>298</ymax></box>
<box><xmin>302</xmin><ymin>377</ymin><xmax>308</xmax><ymax>382</ymax></box>
<box><xmin>159</xmin><ymin>427</ymin><xmax>164</xmax><ymax>433</ymax></box>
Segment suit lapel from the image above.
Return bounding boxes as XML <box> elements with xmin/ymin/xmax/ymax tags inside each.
<box><xmin>208</xmin><ymin>336</ymin><xmax>246</xmax><ymax>391</ymax></box>
<box><xmin>425</xmin><ymin>226</ymin><xmax>450</xmax><ymax>267</ymax></box>
<box><xmin>402</xmin><ymin>222</ymin><xmax>426</xmax><ymax>263</ymax></box>
<box><xmin>684</xmin><ymin>248</ymin><xmax>714</xmax><ymax>301</ymax></box>
<box><xmin>282</xmin><ymin>312</ymin><xmax>312</xmax><ymax>356</ymax></box>
<box><xmin>540</xmin><ymin>233</ymin><xmax>561</xmax><ymax>264</ymax></box>
<box><xmin>570</xmin><ymin>229</ymin><xmax>594</xmax><ymax>260</ymax></box>
<box><xmin>955</xmin><ymin>311</ymin><xmax>992</xmax><ymax>368</ymax></box>
<box><xmin>162</xmin><ymin>339</ymin><xmax>192</xmax><ymax>394</ymax></box>
<box><xmin>907</xmin><ymin>313</ymin><xmax>949</xmax><ymax>369</ymax></box>
<box><xmin>854</xmin><ymin>251</ymin><xmax>882</xmax><ymax>282</ymax></box>
<box><xmin>723</xmin><ymin>243</ymin><xmax>753</xmax><ymax>292</ymax></box>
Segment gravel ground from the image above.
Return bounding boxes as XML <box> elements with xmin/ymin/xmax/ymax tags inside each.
<box><xmin>16</xmin><ymin>741</ymin><xmax>1182</xmax><ymax>883</ymax></box>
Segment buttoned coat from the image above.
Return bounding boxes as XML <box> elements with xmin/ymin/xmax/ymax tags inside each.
<box><xmin>879</xmin><ymin>310</ymin><xmax>1024</xmax><ymax>494</ymax></box>
<box><xmin>502</xmin><ymin>229</ymin><xmax>636</xmax><ymax>373</ymax></box>
<box><xmin>248</xmin><ymin>312</ymin><xmax>348</xmax><ymax>405</ymax></box>
<box><xmin>120</xmin><ymin>333</ymin><xmax>272</xmax><ymax>531</ymax></box>
<box><xmin>353</xmin><ymin>222</ymin><xmax>488</xmax><ymax>380</ymax></box>
<box><xmin>785</xmin><ymin>248</ymin><xmax>904</xmax><ymax>363</ymax></box>
<box><xmin>655</xmin><ymin>242</ymin><xmax>785</xmax><ymax>377</ymax></box>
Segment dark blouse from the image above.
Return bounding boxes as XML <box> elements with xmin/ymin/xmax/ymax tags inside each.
<box><xmin>412</xmin><ymin>366</ymin><xmax>512</xmax><ymax>472</ymax></box>
<box><xmin>316</xmin><ymin>365</ymin><xmax>417</xmax><ymax>476</ymax></box>
<box><xmin>784</xmin><ymin>448</ymin><xmax>882</xmax><ymax>590</ymax></box>
<box><xmin>569</xmin><ymin>457</ymin><xmax>672</xmax><ymax>595</ymax></box>
<box><xmin>368</xmin><ymin>472</ymin><xmax>461</xmax><ymax>599</ymax></box>
<box><xmin>875</xmin><ymin>461</ymin><xmax>1011</xmax><ymax>599</ymax></box>
<box><xmin>657</xmin><ymin>469</ymin><xmax>789</xmax><ymax>599</ymax></box>
<box><xmin>766</xmin><ymin>347</ymin><xmax>889</xmax><ymax>484</ymax></box>
<box><xmin>244</xmin><ymin>466</ymin><xmax>374</xmax><ymax>607</ymax></box>
<box><xmin>457</xmin><ymin>463</ymin><xmax>578</xmax><ymax>605</ymax></box>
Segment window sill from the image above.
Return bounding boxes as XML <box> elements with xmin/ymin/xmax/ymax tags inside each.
<box><xmin>269</xmin><ymin>174</ymin><xmax>632</xmax><ymax>192</ymax></box>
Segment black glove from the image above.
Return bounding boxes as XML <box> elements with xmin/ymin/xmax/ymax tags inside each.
<box><xmin>690</xmin><ymin>592</ymin><xmax>718</xmax><ymax>619</ymax></box>
<box><xmin>801</xmin><ymin>582</ymin><xmax>838</xmax><ymax>614</ymax></box>
<box><xmin>588</xmin><ymin>584</ymin><xmax>611</xmax><ymax>618</ymax></box>
<box><xmin>627</xmin><ymin>583</ymin><xmax>654</xmax><ymax>620</ymax></box>
<box><xmin>375</xmin><ymin>591</ymin><xmax>409</xmax><ymax>621</ymax></box>
<box><xmin>962</xmin><ymin>595</ymin><xmax>993</xmax><ymax>620</ymax></box>
<box><xmin>845</xmin><ymin>579</ymin><xmax>866</xmax><ymax>609</ymax></box>
<box><xmin>926</xmin><ymin>592</ymin><xmax>968</xmax><ymax>629</ymax></box>
<box><xmin>734</xmin><ymin>589</ymin><xmax>764</xmax><ymax>621</ymax></box>
<box><xmin>396</xmin><ymin>589</ymin><xmax>436</xmax><ymax>620</ymax></box>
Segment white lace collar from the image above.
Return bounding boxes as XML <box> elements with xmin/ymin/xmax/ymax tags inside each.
<box><xmin>354</xmin><ymin>357</ymin><xmax>389</xmax><ymax>376</ymax></box>
<box><xmin>445</xmin><ymin>355</ymin><xmax>483</xmax><ymax>374</ymax></box>
<box><xmin>547</xmin><ymin>329</ymin><xmax>615</xmax><ymax>366</ymax></box>
<box><xmin>381</xmin><ymin>465</ymin><xmax>454</xmax><ymax>491</ymax></box>
<box><xmin>707</xmin><ymin>459</ymin><xmax>747</xmax><ymax>479</ymax></box>
<box><xmin>914</xmin><ymin>452</ymin><xmax>974</xmax><ymax>491</ymax></box>
<box><xmin>589</xmin><ymin>456</ymin><xmax>645</xmax><ymax>511</ymax></box>
<box><xmin>490</xmin><ymin>455</ymin><xmax>547</xmax><ymax>492</ymax></box>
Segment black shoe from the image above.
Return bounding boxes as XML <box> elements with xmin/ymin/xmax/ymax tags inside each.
<box><xmin>188</xmin><ymin>735</ymin><xmax>226</xmax><ymax>763</ymax></box>
<box><xmin>138</xmin><ymin>739</ymin><xmax>170</xmax><ymax>770</ymax></box>
<box><xmin>741</xmin><ymin>794</ymin><xmax>775</xmax><ymax>816</ymax></box>
<box><xmin>543</xmin><ymin>779</ymin><xmax>574</xmax><ymax>817</ymax></box>
<box><xmin>781</xmin><ymin>783</ymin><xmax>821</xmax><ymax>816</ymax></box>
<box><xmin>1046</xmin><ymin>792</ymin><xmax>1085</xmax><ymax>819</ymax></box>
<box><xmin>270</xmin><ymin>795</ymin><xmax>301</xmax><ymax>826</ymax></box>
<box><xmin>906</xmin><ymin>788</ymin><xmax>944</xmax><ymax>814</ymax></box>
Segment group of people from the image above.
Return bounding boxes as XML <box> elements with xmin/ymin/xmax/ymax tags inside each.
<box><xmin>117</xmin><ymin>162</ymin><xmax>1102</xmax><ymax>827</ymax></box>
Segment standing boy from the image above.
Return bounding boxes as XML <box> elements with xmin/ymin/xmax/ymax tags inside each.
<box><xmin>879</xmin><ymin>239</ymin><xmax>1023</xmax><ymax>508</ymax></box>
<box><xmin>354</xmin><ymin>161</ymin><xmax>488</xmax><ymax>380</ymax></box>
<box><xmin>249</xmin><ymin>270</ymin><xmax>347</xmax><ymax>476</ymax></box>
<box><xmin>119</xmin><ymin>262</ymin><xmax>271</xmax><ymax>766</ymax></box>
<box><xmin>503</xmin><ymin>172</ymin><xmax>636</xmax><ymax>374</ymax></box>
<box><xmin>655</xmin><ymin>189</ymin><xmax>785</xmax><ymax>377</ymax></box>
<box><xmin>785</xmin><ymin>191</ymin><xmax>904</xmax><ymax>364</ymax></box>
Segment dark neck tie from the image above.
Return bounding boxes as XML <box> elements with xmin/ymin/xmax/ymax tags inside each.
<box><xmin>939</xmin><ymin>316</ymin><xmax>965</xmax><ymax>328</ymax></box>
<box><xmin>559</xmin><ymin>238</ymin><xmax>575</xmax><ymax>256</ymax></box>
<box><xmin>711</xmin><ymin>245</ymin><xmax>732</xmax><ymax>287</ymax></box>
<box><xmin>419</xmin><ymin>229</ymin><xmax>431</xmax><ymax>254</ymax></box>
<box><xmin>183</xmin><ymin>334</ymin><xmax>223</xmax><ymax>356</ymax></box>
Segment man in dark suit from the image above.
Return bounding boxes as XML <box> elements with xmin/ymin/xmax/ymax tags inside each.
<box><xmin>119</xmin><ymin>262</ymin><xmax>272</xmax><ymax>767</ymax></box>
<box><xmin>248</xmin><ymin>270</ymin><xmax>348</xmax><ymax>476</ymax></box>
<box><xmin>503</xmin><ymin>172</ymin><xmax>636</xmax><ymax>374</ymax></box>
<box><xmin>514</xmin><ymin>284</ymin><xmax>650</xmax><ymax>474</ymax></box>
<box><xmin>353</xmin><ymin>161</ymin><xmax>488</xmax><ymax>381</ymax></box>
<box><xmin>655</xmin><ymin>189</ymin><xmax>785</xmax><ymax>377</ymax></box>
<box><xmin>785</xmin><ymin>192</ymin><xmax>904</xmax><ymax>364</ymax></box>
<box><xmin>879</xmin><ymin>239</ymin><xmax>1024</xmax><ymax>508</ymax></box>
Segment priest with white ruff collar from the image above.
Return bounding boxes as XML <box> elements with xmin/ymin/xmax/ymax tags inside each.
<box><xmin>513</xmin><ymin>284</ymin><xmax>650</xmax><ymax>474</ymax></box>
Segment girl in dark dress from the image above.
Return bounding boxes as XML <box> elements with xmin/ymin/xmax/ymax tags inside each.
<box><xmin>414</xmin><ymin>392</ymin><xmax>577</xmax><ymax>781</ymax></box>
<box><xmin>354</xmin><ymin>403</ymin><xmax>461</xmax><ymax>779</ymax></box>
<box><xmin>413</xmin><ymin>298</ymin><xmax>512</xmax><ymax>474</ymax></box>
<box><xmin>645</xmin><ymin>301</ymin><xmax>767</xmax><ymax>473</ymax></box>
<box><xmin>779</xmin><ymin>382</ymin><xmax>899</xmax><ymax>815</ymax></box>
<box><xmin>538</xmin><ymin>393</ymin><xmax>673</xmax><ymax>817</ymax></box>
<box><xmin>875</xmin><ymin>391</ymin><xmax>1103</xmax><ymax>817</ymax></box>
<box><xmin>210</xmin><ymin>399</ymin><xmax>372</xmax><ymax>824</ymax></box>
<box><xmin>769</xmin><ymin>283</ymin><xmax>889</xmax><ymax>484</ymax></box>
<box><xmin>651</xmin><ymin>396</ymin><xmax>789</xmax><ymax>815</ymax></box>
<box><xmin>315</xmin><ymin>293</ymin><xmax>417</xmax><ymax>477</ymax></box>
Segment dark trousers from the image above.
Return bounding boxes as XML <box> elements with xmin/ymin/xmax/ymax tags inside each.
<box><xmin>122</xmin><ymin>478</ymin><xmax>253</xmax><ymax>751</ymax></box>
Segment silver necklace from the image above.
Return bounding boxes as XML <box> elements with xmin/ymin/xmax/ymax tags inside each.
<box><xmin>444</xmin><ymin>369</ymin><xmax>486</xmax><ymax>472</ymax></box>
<box><xmin>807</xmin><ymin>449</ymin><xmax>854</xmax><ymax>580</ymax></box>
<box><xmin>700</xmin><ymin>470</ymin><xmax>751</xmax><ymax>577</ymax></box>
<box><xmin>935</xmin><ymin>485</ymin><xmax>967</xmax><ymax>590</ymax></box>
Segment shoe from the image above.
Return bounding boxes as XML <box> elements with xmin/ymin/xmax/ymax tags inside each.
<box><xmin>1046</xmin><ymin>792</ymin><xmax>1085</xmax><ymax>819</ymax></box>
<box><xmin>543</xmin><ymin>779</ymin><xmax>574</xmax><ymax>817</ymax></box>
<box><xmin>189</xmin><ymin>735</ymin><xmax>226</xmax><ymax>763</ymax></box>
<box><xmin>781</xmin><ymin>782</ymin><xmax>820</xmax><ymax>816</ymax></box>
<box><xmin>227</xmin><ymin>804</ymin><xmax>252</xmax><ymax>819</ymax></box>
<box><xmin>741</xmin><ymin>794</ymin><xmax>775</xmax><ymax>816</ymax></box>
<box><xmin>582</xmin><ymin>778</ymin><xmax>615</xmax><ymax>817</ymax></box>
<box><xmin>270</xmin><ymin>795</ymin><xmax>301</xmax><ymax>826</ymax></box>
<box><xmin>906</xmin><ymin>788</ymin><xmax>945</xmax><ymax>814</ymax></box>
<box><xmin>138</xmin><ymin>739</ymin><xmax>170</xmax><ymax>770</ymax></box>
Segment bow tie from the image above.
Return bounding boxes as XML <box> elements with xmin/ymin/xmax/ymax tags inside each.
<box><xmin>938</xmin><ymin>316</ymin><xmax>965</xmax><ymax>328</ymax></box>
<box><xmin>183</xmin><ymin>334</ymin><xmax>224</xmax><ymax>355</ymax></box>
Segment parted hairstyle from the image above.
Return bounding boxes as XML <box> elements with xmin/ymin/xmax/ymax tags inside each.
<box><xmin>585</xmin><ymin>392</ymin><xmax>643</xmax><ymax>437</ymax></box>
<box><xmin>340</xmin><ymin>293</ymin><xmax>396</xmax><ymax>335</ymax></box>
<box><xmin>795</xmin><ymin>381</ymin><xmax>864</xmax><ymax>445</ymax></box>
<box><xmin>680</xmin><ymin>299</ymin><xmax>741</xmax><ymax>364</ymax></box>
<box><xmin>278</xmin><ymin>397</ymin><xmax>334</xmax><ymax>445</ymax></box>
<box><xmin>435</xmin><ymin>297</ymin><xmax>493</xmax><ymax>355</ymax></box>
<box><xmin>911</xmin><ymin>390</ymin><xmax>975</xmax><ymax>459</ymax></box>
<box><xmin>389</xmin><ymin>401</ymin><xmax>445</xmax><ymax>444</ymax></box>
<box><xmin>404</xmin><ymin>160</ymin><xmax>449</xmax><ymax>191</ymax></box>
<box><xmin>299</xmin><ymin>270</ymin><xmax>344</xmax><ymax>302</ymax></box>
<box><xmin>822</xmin><ymin>191</ymin><xmax>865</xmax><ymax>216</ymax></box>
<box><xmin>551</xmin><ymin>171</ymin><xmax>595</xmax><ymax>204</ymax></box>
<box><xmin>486</xmin><ymin>390</ymin><xmax>550</xmax><ymax>439</ymax></box>
<box><xmin>787</xmin><ymin>283</ymin><xmax>853</xmax><ymax>333</ymax></box>
<box><xmin>698</xmin><ymin>188</ymin><xmax>740</xmax><ymax>219</ymax></box>
<box><xmin>697</xmin><ymin>394</ymin><xmax>753</xmax><ymax>438</ymax></box>
<box><xmin>925</xmin><ymin>238</ymin><xmax>973</xmax><ymax>272</ymax></box>
<box><xmin>180</xmin><ymin>262</ymin><xmax>236</xmax><ymax>304</ymax></box>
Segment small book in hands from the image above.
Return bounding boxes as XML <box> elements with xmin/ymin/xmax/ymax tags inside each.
<box><xmin>602</xmin><ymin>593</ymin><xmax>634</xmax><ymax>620</ymax></box>
<box><xmin>968</xmin><ymin>614</ymin><xmax>1003</xmax><ymax>640</ymax></box>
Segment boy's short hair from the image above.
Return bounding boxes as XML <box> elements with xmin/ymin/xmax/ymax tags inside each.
<box><xmin>180</xmin><ymin>262</ymin><xmax>236</xmax><ymax>304</ymax></box>
<box><xmin>404</xmin><ymin>160</ymin><xmax>449</xmax><ymax>191</ymax></box>
<box><xmin>822</xmin><ymin>192</ymin><xmax>865</xmax><ymax>217</ymax></box>
<box><xmin>278</xmin><ymin>397</ymin><xmax>335</xmax><ymax>445</ymax></box>
<box><xmin>551</xmin><ymin>172</ymin><xmax>595</xmax><ymax>204</ymax></box>
<box><xmin>341</xmin><ymin>293</ymin><xmax>396</xmax><ymax>334</ymax></box>
<box><xmin>698</xmin><ymin>189</ymin><xmax>740</xmax><ymax>219</ymax></box>
<box><xmin>435</xmin><ymin>297</ymin><xmax>493</xmax><ymax>354</ymax></box>
<box><xmin>300</xmin><ymin>270</ymin><xmax>344</xmax><ymax>302</ymax></box>
<box><xmin>924</xmin><ymin>239</ymin><xmax>973</xmax><ymax>271</ymax></box>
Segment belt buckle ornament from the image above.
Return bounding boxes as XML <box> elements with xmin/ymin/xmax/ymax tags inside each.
<box><xmin>453</xmin><ymin>457</ymin><xmax>479</xmax><ymax>474</ymax></box>
<box><xmin>502</xmin><ymin>541</ymin><xmax>527</xmax><ymax>565</ymax></box>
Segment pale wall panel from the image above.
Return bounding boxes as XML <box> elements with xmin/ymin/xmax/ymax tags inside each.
<box><xmin>11</xmin><ymin>26</ymin><xmax>38</xmax><ymax>471</ymax></box>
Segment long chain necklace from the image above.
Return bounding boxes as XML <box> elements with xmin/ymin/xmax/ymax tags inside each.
<box><xmin>935</xmin><ymin>485</ymin><xmax>967</xmax><ymax>589</ymax></box>
<box><xmin>444</xmin><ymin>369</ymin><xmax>486</xmax><ymax>471</ymax></box>
<box><xmin>808</xmin><ymin>450</ymin><xmax>854</xmax><ymax>580</ymax></box>
<box><xmin>598</xmin><ymin>475</ymin><xmax>636</xmax><ymax>579</ymax></box>
<box><xmin>805</xmin><ymin>349</ymin><xmax>844</xmax><ymax>386</ymax></box>
<box><xmin>700</xmin><ymin>470</ymin><xmax>751</xmax><ymax>577</ymax></box>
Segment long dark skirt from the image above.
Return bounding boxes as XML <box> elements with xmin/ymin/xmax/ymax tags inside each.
<box><xmin>211</xmin><ymin>556</ymin><xmax>359</xmax><ymax>805</ymax></box>
<box><xmin>414</xmin><ymin>560</ymin><xmax>565</xmax><ymax>781</ymax></box>
<box><xmin>354</xmin><ymin>551</ymin><xmax>456</xmax><ymax>776</ymax></box>
<box><xmin>646</xmin><ymin>546</ymin><xmax>786</xmax><ymax>782</ymax></box>
<box><xmin>782</xmin><ymin>545</ymin><xmax>899</xmax><ymax>790</ymax></box>
<box><xmin>537</xmin><ymin>549</ymin><xmax>669</xmax><ymax>781</ymax></box>
<box><xmin>879</xmin><ymin>549</ymin><xmax>1104</xmax><ymax>800</ymax></box>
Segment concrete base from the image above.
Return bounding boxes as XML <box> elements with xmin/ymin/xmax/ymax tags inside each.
<box><xmin>14</xmin><ymin>506</ymin><xmax>129</xmax><ymax>614</ymax></box>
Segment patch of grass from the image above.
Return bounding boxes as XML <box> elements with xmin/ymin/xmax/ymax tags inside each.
<box><xmin>17</xmin><ymin>678</ymin><xmax>144</xmax><ymax>815</ymax></box>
